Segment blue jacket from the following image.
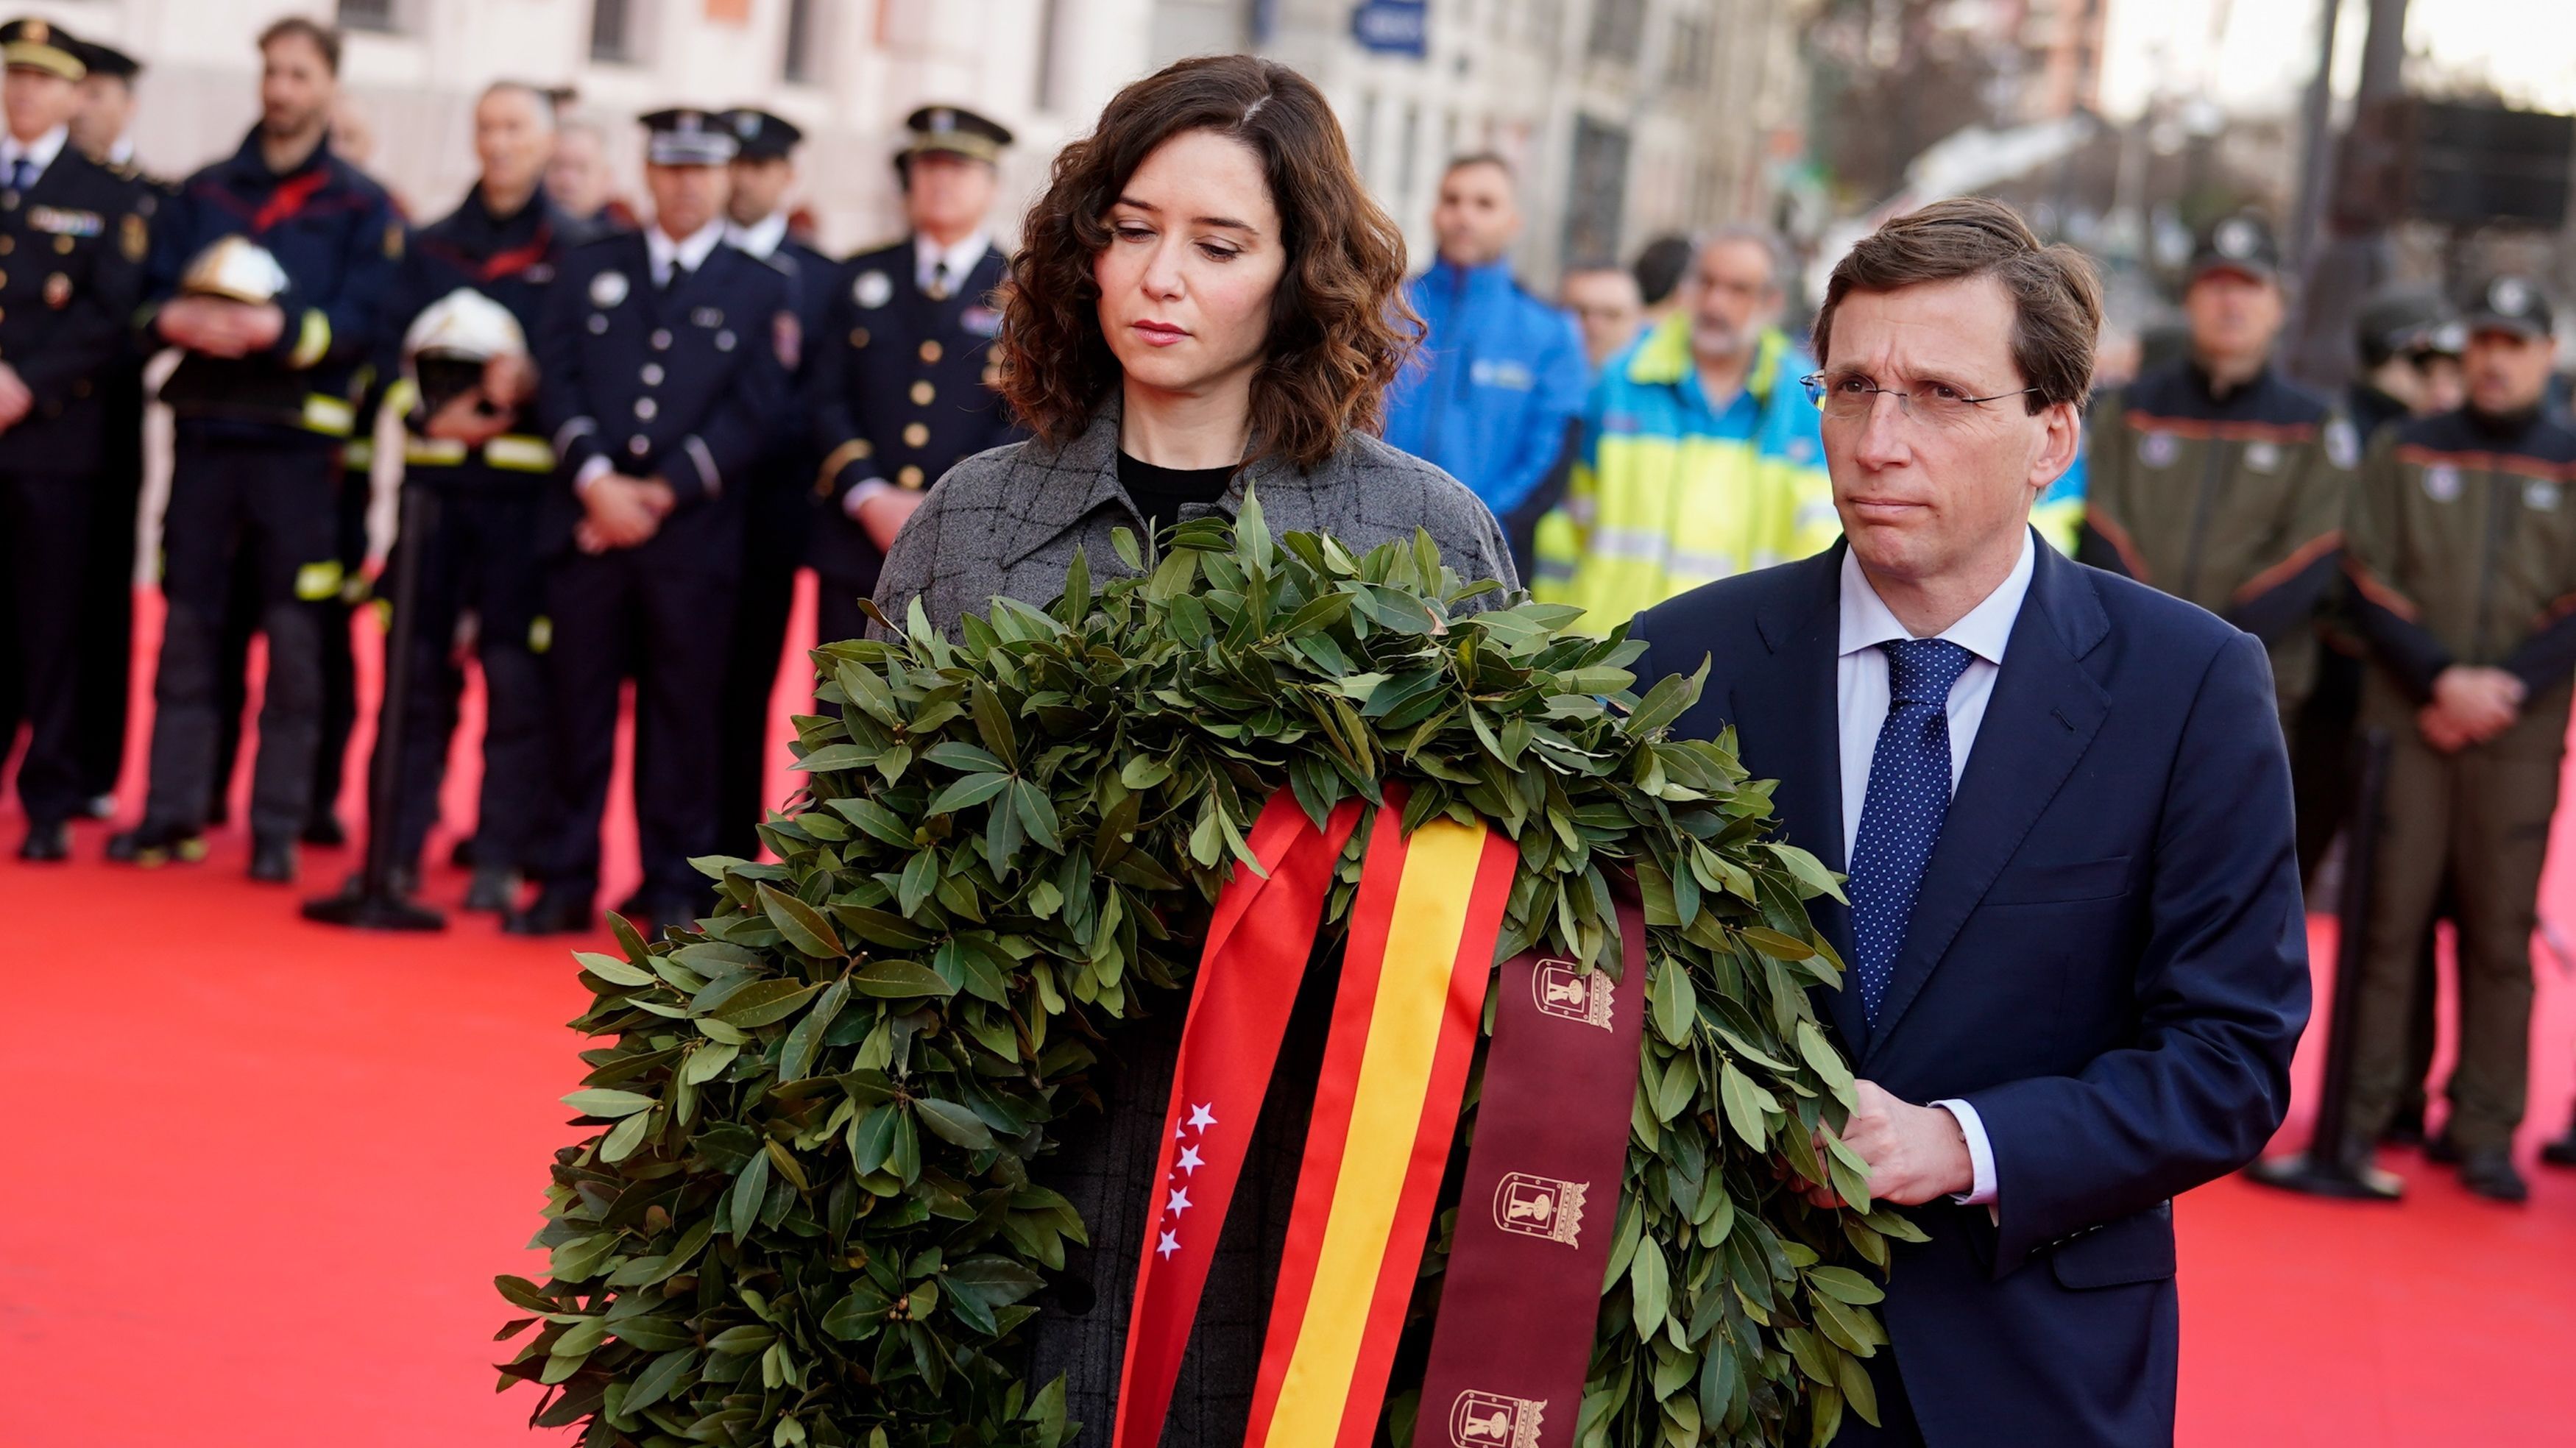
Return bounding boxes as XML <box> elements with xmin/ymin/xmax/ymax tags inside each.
<box><xmin>1381</xmin><ymin>257</ymin><xmax>1587</xmax><ymax>517</ymax></box>
<box><xmin>1631</xmin><ymin>538</ymin><xmax>2309</xmax><ymax>1448</ymax></box>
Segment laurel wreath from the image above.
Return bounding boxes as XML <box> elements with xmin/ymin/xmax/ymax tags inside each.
<box><xmin>497</xmin><ymin>497</ymin><xmax>1924</xmax><ymax>1448</ymax></box>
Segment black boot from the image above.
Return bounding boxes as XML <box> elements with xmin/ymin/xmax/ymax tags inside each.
<box><xmin>302</xmin><ymin>812</ymin><xmax>347</xmax><ymax>848</ymax></box>
<box><xmin>248</xmin><ymin>834</ymin><xmax>299</xmax><ymax>884</ymax></box>
<box><xmin>2381</xmin><ymin>1099</ymin><xmax>2427</xmax><ymax>1148</ymax></box>
<box><xmin>106</xmin><ymin>823</ymin><xmax>208</xmax><ymax>867</ymax></box>
<box><xmin>2456</xmin><ymin>1148</ymin><xmax>2529</xmax><ymax>1204</ymax></box>
<box><xmin>2540</xmin><ymin>1115</ymin><xmax>2576</xmax><ymax>1168</ymax></box>
<box><xmin>505</xmin><ymin>884</ymin><xmax>593</xmax><ymax>937</ymax></box>
<box><xmin>17</xmin><ymin>820</ymin><xmax>71</xmax><ymax>862</ymax></box>
<box><xmin>463</xmin><ymin>865</ymin><xmax>523</xmax><ymax>914</ymax></box>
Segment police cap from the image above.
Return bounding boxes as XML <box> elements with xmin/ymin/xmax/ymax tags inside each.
<box><xmin>2462</xmin><ymin>275</ymin><xmax>2555</xmax><ymax>340</ymax></box>
<box><xmin>1</xmin><ymin>17</ymin><xmax>86</xmax><ymax>80</ymax></box>
<box><xmin>2187</xmin><ymin>211</ymin><xmax>2282</xmax><ymax>286</ymax></box>
<box><xmin>900</xmin><ymin>104</ymin><xmax>1012</xmax><ymax>168</ymax></box>
<box><xmin>640</xmin><ymin>107</ymin><xmax>737</xmax><ymax>167</ymax></box>
<box><xmin>722</xmin><ymin>108</ymin><xmax>804</xmax><ymax>163</ymax></box>
<box><xmin>66</xmin><ymin>35</ymin><xmax>138</xmax><ymax>80</ymax></box>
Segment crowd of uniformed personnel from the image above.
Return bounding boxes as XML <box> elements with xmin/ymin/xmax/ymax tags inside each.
<box><xmin>4</xmin><ymin>18</ymin><xmax>2576</xmax><ymax>1191</ymax></box>
<box><xmin>0</xmin><ymin>16</ymin><xmax>1019</xmax><ymax>941</ymax></box>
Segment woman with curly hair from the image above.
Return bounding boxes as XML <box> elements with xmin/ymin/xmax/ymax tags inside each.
<box><xmin>868</xmin><ymin>53</ymin><xmax>1518</xmax><ymax>1447</ymax></box>
<box><xmin>870</xmin><ymin>53</ymin><xmax>1515</xmax><ymax>636</ymax></box>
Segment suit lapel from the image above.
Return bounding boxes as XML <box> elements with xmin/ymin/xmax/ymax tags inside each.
<box><xmin>1863</xmin><ymin>543</ymin><xmax>2112</xmax><ymax>1059</ymax></box>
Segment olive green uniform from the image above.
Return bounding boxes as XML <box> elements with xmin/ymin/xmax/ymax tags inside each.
<box><xmin>2340</xmin><ymin>407</ymin><xmax>2576</xmax><ymax>1154</ymax></box>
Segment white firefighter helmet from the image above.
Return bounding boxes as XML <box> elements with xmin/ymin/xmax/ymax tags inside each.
<box><xmin>403</xmin><ymin>287</ymin><xmax>528</xmax><ymax>367</ymax></box>
<box><xmin>178</xmin><ymin>234</ymin><xmax>291</xmax><ymax>304</ymax></box>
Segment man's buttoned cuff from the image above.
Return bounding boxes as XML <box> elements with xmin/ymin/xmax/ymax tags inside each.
<box><xmin>841</xmin><ymin>477</ymin><xmax>895</xmax><ymax>519</ymax></box>
<box><xmin>1933</xmin><ymin>1099</ymin><xmax>1997</xmax><ymax>1205</ymax></box>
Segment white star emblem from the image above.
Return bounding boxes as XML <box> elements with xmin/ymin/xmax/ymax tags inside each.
<box><xmin>1167</xmin><ymin>1186</ymin><xmax>1195</xmax><ymax>1216</ymax></box>
<box><xmin>1177</xmin><ymin>1145</ymin><xmax>1204</xmax><ymax>1174</ymax></box>
<box><xmin>1186</xmin><ymin>1103</ymin><xmax>1218</xmax><ymax>1131</ymax></box>
<box><xmin>1157</xmin><ymin>1229</ymin><xmax>1181</xmax><ymax>1259</ymax></box>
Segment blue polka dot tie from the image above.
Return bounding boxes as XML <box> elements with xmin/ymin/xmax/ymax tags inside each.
<box><xmin>1849</xmin><ymin>638</ymin><xmax>1973</xmax><ymax>1028</ymax></box>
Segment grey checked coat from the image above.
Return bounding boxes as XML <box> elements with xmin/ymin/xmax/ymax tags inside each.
<box><xmin>866</xmin><ymin>399</ymin><xmax>1518</xmax><ymax>1445</ymax></box>
<box><xmin>869</xmin><ymin>397</ymin><xmax>1519</xmax><ymax>636</ymax></box>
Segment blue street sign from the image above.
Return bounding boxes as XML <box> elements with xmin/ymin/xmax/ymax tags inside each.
<box><xmin>1351</xmin><ymin>0</ymin><xmax>1428</xmax><ymax>57</ymax></box>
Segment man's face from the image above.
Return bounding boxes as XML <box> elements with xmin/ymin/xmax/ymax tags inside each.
<box><xmin>2</xmin><ymin>65</ymin><xmax>72</xmax><ymax>143</ymax></box>
<box><xmin>2182</xmin><ymin>268</ymin><xmax>2284</xmax><ymax>370</ymax></box>
<box><xmin>1688</xmin><ymin>238</ymin><xmax>1780</xmax><ymax>364</ymax></box>
<box><xmin>259</xmin><ymin>35</ymin><xmax>335</xmax><ymax>141</ymax></box>
<box><xmin>904</xmin><ymin>151</ymin><xmax>997</xmax><ymax>238</ymax></box>
<box><xmin>2463</xmin><ymin>328</ymin><xmax>2554</xmax><ymax>415</ymax></box>
<box><xmin>1432</xmin><ymin>160</ymin><xmax>1518</xmax><ymax>269</ymax></box>
<box><xmin>70</xmin><ymin>72</ymin><xmax>131</xmax><ymax>157</ymax></box>
<box><xmin>2416</xmin><ymin>352</ymin><xmax>2467</xmax><ymax>414</ymax></box>
<box><xmin>1561</xmin><ymin>268</ymin><xmax>1643</xmax><ymax>368</ymax></box>
<box><xmin>548</xmin><ymin>127</ymin><xmax>610</xmax><ymax>216</ymax></box>
<box><xmin>726</xmin><ymin>155</ymin><xmax>795</xmax><ymax>227</ymax></box>
<box><xmin>646</xmin><ymin>162</ymin><xmax>728</xmax><ymax>241</ymax></box>
<box><xmin>475</xmin><ymin>88</ymin><xmax>553</xmax><ymax>201</ymax></box>
<box><xmin>1819</xmin><ymin>275</ymin><xmax>2080</xmax><ymax>590</ymax></box>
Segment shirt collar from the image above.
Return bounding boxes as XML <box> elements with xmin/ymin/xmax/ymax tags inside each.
<box><xmin>648</xmin><ymin>217</ymin><xmax>726</xmax><ymax>279</ymax></box>
<box><xmin>1839</xmin><ymin>527</ymin><xmax>2037</xmax><ymax>667</ymax></box>
<box><xmin>726</xmin><ymin>210</ymin><xmax>790</xmax><ymax>260</ymax></box>
<box><xmin>3</xmin><ymin>125</ymin><xmax>68</xmax><ymax>174</ymax></box>
<box><xmin>108</xmin><ymin>135</ymin><xmax>134</xmax><ymax>166</ymax></box>
<box><xmin>913</xmin><ymin>229</ymin><xmax>991</xmax><ymax>288</ymax></box>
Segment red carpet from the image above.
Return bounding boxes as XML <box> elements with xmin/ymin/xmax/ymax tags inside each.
<box><xmin>3</xmin><ymin>585</ymin><xmax>2573</xmax><ymax>1447</ymax></box>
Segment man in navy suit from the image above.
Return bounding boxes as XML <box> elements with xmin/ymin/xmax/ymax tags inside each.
<box><xmin>1629</xmin><ymin>198</ymin><xmax>2310</xmax><ymax>1447</ymax></box>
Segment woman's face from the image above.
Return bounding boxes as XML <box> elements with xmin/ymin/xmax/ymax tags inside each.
<box><xmin>1094</xmin><ymin>128</ymin><xmax>1287</xmax><ymax>400</ymax></box>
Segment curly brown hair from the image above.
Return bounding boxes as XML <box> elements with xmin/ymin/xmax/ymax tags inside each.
<box><xmin>995</xmin><ymin>54</ymin><xmax>1418</xmax><ymax>472</ymax></box>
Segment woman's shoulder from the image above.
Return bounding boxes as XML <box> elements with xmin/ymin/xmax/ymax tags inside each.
<box><xmin>1324</xmin><ymin>433</ymin><xmax>1501</xmax><ymax>533</ymax></box>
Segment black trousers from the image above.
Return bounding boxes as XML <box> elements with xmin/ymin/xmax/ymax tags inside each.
<box><xmin>528</xmin><ymin>535</ymin><xmax>738</xmax><ymax>904</ymax></box>
<box><xmin>74</xmin><ymin>364</ymin><xmax>146</xmax><ymax>801</ymax></box>
<box><xmin>3</xmin><ymin>469</ymin><xmax>96</xmax><ymax>824</ymax></box>
<box><xmin>376</xmin><ymin>483</ymin><xmax>551</xmax><ymax>871</ymax></box>
<box><xmin>211</xmin><ymin>457</ymin><xmax>364</xmax><ymax>828</ymax></box>
<box><xmin>139</xmin><ymin>437</ymin><xmax>341</xmax><ymax>839</ymax></box>
<box><xmin>714</xmin><ymin>483</ymin><xmax>807</xmax><ymax>859</ymax></box>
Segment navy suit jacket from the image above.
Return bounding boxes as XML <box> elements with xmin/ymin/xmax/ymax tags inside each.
<box><xmin>1630</xmin><ymin>537</ymin><xmax>2310</xmax><ymax>1448</ymax></box>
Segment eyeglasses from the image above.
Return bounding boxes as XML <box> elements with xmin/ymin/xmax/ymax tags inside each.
<box><xmin>1800</xmin><ymin>371</ymin><xmax>2042</xmax><ymax>427</ymax></box>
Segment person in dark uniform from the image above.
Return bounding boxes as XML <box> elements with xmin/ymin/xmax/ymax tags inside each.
<box><xmin>0</xmin><ymin>19</ymin><xmax>149</xmax><ymax>861</ymax></box>
<box><xmin>105</xmin><ymin>16</ymin><xmax>400</xmax><ymax>882</ymax></box>
<box><xmin>2340</xmin><ymin>276</ymin><xmax>2576</xmax><ymax>1204</ymax></box>
<box><xmin>356</xmin><ymin>79</ymin><xmax>581</xmax><ymax>912</ymax></box>
<box><xmin>506</xmin><ymin>108</ymin><xmax>793</xmax><ymax>937</ymax></box>
<box><xmin>62</xmin><ymin>35</ymin><xmax>164</xmax><ymax>823</ymax></box>
<box><xmin>2346</xmin><ymin>285</ymin><xmax>2465</xmax><ymax>445</ymax></box>
<box><xmin>806</xmin><ymin>104</ymin><xmax>1019</xmax><ymax>650</ymax></box>
<box><xmin>712</xmin><ymin>106</ymin><xmax>829</xmax><ymax>861</ymax></box>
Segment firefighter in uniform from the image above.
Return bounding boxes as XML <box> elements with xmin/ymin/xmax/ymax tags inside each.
<box><xmin>63</xmin><ymin>35</ymin><xmax>165</xmax><ymax>821</ymax></box>
<box><xmin>107</xmin><ymin>18</ymin><xmax>400</xmax><ymax>882</ymax></box>
<box><xmin>2077</xmin><ymin>212</ymin><xmax>2357</xmax><ymax>734</ymax></box>
<box><xmin>359</xmin><ymin>79</ymin><xmax>583</xmax><ymax>911</ymax></box>
<box><xmin>507</xmin><ymin>109</ymin><xmax>793</xmax><ymax>937</ymax></box>
<box><xmin>712</xmin><ymin>107</ymin><xmax>830</xmax><ymax>861</ymax></box>
<box><xmin>0</xmin><ymin>20</ymin><xmax>148</xmax><ymax>861</ymax></box>
<box><xmin>2339</xmin><ymin>277</ymin><xmax>2576</xmax><ymax>1204</ymax></box>
<box><xmin>806</xmin><ymin>104</ymin><xmax>1019</xmax><ymax>650</ymax></box>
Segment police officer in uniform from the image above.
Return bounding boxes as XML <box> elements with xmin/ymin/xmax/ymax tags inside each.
<box><xmin>806</xmin><ymin>104</ymin><xmax>1019</xmax><ymax>650</ymax></box>
<box><xmin>712</xmin><ymin>107</ymin><xmax>829</xmax><ymax>861</ymax></box>
<box><xmin>2078</xmin><ymin>212</ymin><xmax>2357</xmax><ymax>732</ymax></box>
<box><xmin>508</xmin><ymin>108</ymin><xmax>793</xmax><ymax>937</ymax></box>
<box><xmin>107</xmin><ymin>17</ymin><xmax>400</xmax><ymax>881</ymax></box>
<box><xmin>63</xmin><ymin>36</ymin><xmax>165</xmax><ymax>822</ymax></box>
<box><xmin>2339</xmin><ymin>276</ymin><xmax>2576</xmax><ymax>1203</ymax></box>
<box><xmin>359</xmin><ymin>79</ymin><xmax>582</xmax><ymax>911</ymax></box>
<box><xmin>0</xmin><ymin>19</ymin><xmax>148</xmax><ymax>861</ymax></box>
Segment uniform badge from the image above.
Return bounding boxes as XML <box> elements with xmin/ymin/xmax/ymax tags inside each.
<box><xmin>852</xmin><ymin>269</ymin><xmax>893</xmax><ymax>309</ymax></box>
<box><xmin>690</xmin><ymin>305</ymin><xmax>724</xmax><ymax>328</ymax></box>
<box><xmin>961</xmin><ymin>304</ymin><xmax>1002</xmax><ymax>337</ymax></box>
<box><xmin>383</xmin><ymin>221</ymin><xmax>405</xmax><ymax>259</ymax></box>
<box><xmin>2324</xmin><ymin>417</ymin><xmax>2360</xmax><ymax>470</ymax></box>
<box><xmin>120</xmin><ymin>211</ymin><xmax>146</xmax><ymax>263</ymax></box>
<box><xmin>1532</xmin><ymin>959</ymin><xmax>1615</xmax><ymax>1030</ymax></box>
<box><xmin>1448</xmin><ymin>1391</ymin><xmax>1545</xmax><ymax>1448</ymax></box>
<box><xmin>2138</xmin><ymin>430</ymin><xmax>2179</xmax><ymax>468</ymax></box>
<box><xmin>2422</xmin><ymin>464</ymin><xmax>2462</xmax><ymax>503</ymax></box>
<box><xmin>590</xmin><ymin>270</ymin><xmax>629</xmax><ymax>308</ymax></box>
<box><xmin>1493</xmin><ymin>1172</ymin><xmax>1588</xmax><ymax>1246</ymax></box>
<box><xmin>2526</xmin><ymin>479</ymin><xmax>2561</xmax><ymax>513</ymax></box>
<box><xmin>2244</xmin><ymin>441</ymin><xmax>2282</xmax><ymax>473</ymax></box>
<box><xmin>43</xmin><ymin>272</ymin><xmax>69</xmax><ymax>309</ymax></box>
<box><xmin>774</xmin><ymin>310</ymin><xmax>801</xmax><ymax>369</ymax></box>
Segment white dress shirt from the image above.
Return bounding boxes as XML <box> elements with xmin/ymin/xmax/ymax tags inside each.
<box><xmin>725</xmin><ymin>210</ymin><xmax>790</xmax><ymax>261</ymax></box>
<box><xmin>1</xmin><ymin>124</ymin><xmax>68</xmax><ymax>189</ymax></box>
<box><xmin>645</xmin><ymin>218</ymin><xmax>726</xmax><ymax>289</ymax></box>
<box><xmin>912</xmin><ymin>229</ymin><xmax>991</xmax><ymax>295</ymax></box>
<box><xmin>1836</xmin><ymin>527</ymin><xmax>2037</xmax><ymax>1207</ymax></box>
